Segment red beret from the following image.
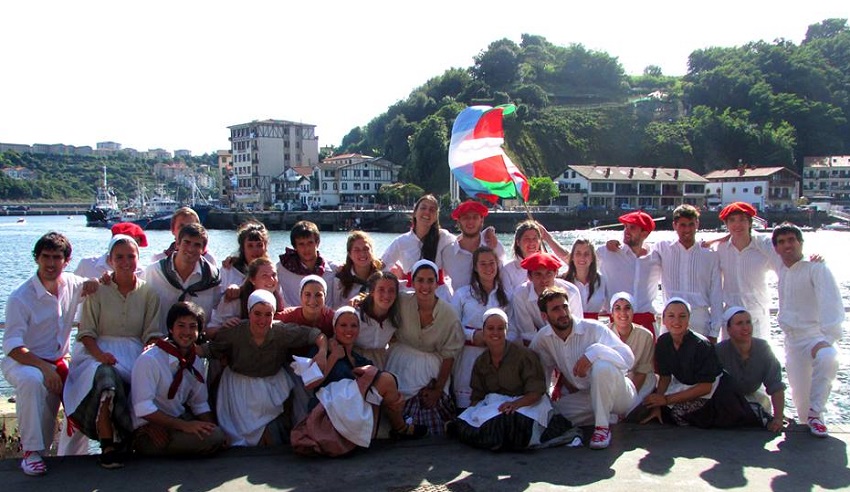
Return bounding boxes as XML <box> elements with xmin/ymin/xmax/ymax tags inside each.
<box><xmin>451</xmin><ymin>200</ymin><xmax>489</xmax><ymax>220</ymax></box>
<box><xmin>719</xmin><ymin>202</ymin><xmax>757</xmax><ymax>221</ymax></box>
<box><xmin>618</xmin><ymin>211</ymin><xmax>655</xmax><ymax>233</ymax></box>
<box><xmin>111</xmin><ymin>222</ymin><xmax>148</xmax><ymax>247</ymax></box>
<box><xmin>520</xmin><ymin>252</ymin><xmax>562</xmax><ymax>272</ymax></box>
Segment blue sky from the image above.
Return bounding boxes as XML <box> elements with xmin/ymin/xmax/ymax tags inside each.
<box><xmin>1</xmin><ymin>0</ymin><xmax>847</xmax><ymax>155</ymax></box>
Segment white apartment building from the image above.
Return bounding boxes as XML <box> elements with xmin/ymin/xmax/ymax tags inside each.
<box><xmin>227</xmin><ymin>119</ymin><xmax>319</xmax><ymax>205</ymax></box>
<box><xmin>311</xmin><ymin>154</ymin><xmax>400</xmax><ymax>208</ymax></box>
<box><xmin>703</xmin><ymin>166</ymin><xmax>799</xmax><ymax>210</ymax></box>
<box><xmin>802</xmin><ymin>156</ymin><xmax>850</xmax><ymax>204</ymax></box>
<box><xmin>556</xmin><ymin>165</ymin><xmax>708</xmax><ymax>209</ymax></box>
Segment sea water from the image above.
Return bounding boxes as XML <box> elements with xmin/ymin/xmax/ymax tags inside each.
<box><xmin>1</xmin><ymin>215</ymin><xmax>848</xmax><ymax>423</ymax></box>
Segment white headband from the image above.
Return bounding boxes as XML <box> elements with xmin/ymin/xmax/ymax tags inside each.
<box><xmin>723</xmin><ymin>306</ymin><xmax>748</xmax><ymax>327</ymax></box>
<box><xmin>410</xmin><ymin>259</ymin><xmax>439</xmax><ymax>277</ymax></box>
<box><xmin>333</xmin><ymin>306</ymin><xmax>359</xmax><ymax>327</ymax></box>
<box><xmin>107</xmin><ymin>234</ymin><xmax>138</xmax><ymax>255</ymax></box>
<box><xmin>609</xmin><ymin>291</ymin><xmax>634</xmax><ymax>312</ymax></box>
<box><xmin>482</xmin><ymin>307</ymin><xmax>509</xmax><ymax>327</ymax></box>
<box><xmin>300</xmin><ymin>274</ymin><xmax>327</xmax><ymax>293</ymax></box>
<box><xmin>663</xmin><ymin>296</ymin><xmax>691</xmax><ymax>314</ymax></box>
<box><xmin>248</xmin><ymin>289</ymin><xmax>277</xmax><ymax>312</ymax></box>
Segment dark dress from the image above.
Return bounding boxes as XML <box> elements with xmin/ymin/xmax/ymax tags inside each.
<box><xmin>656</xmin><ymin>330</ymin><xmax>761</xmax><ymax>428</ymax></box>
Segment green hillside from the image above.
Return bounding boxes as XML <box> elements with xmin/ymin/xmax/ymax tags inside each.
<box><xmin>338</xmin><ymin>20</ymin><xmax>850</xmax><ymax>194</ymax></box>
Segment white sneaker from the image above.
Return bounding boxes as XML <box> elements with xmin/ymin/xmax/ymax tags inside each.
<box><xmin>807</xmin><ymin>416</ymin><xmax>829</xmax><ymax>438</ymax></box>
<box><xmin>21</xmin><ymin>451</ymin><xmax>47</xmax><ymax>476</ymax></box>
<box><xmin>589</xmin><ymin>426</ymin><xmax>611</xmax><ymax>449</ymax></box>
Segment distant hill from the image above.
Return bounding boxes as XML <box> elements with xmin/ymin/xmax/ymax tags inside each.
<box><xmin>0</xmin><ymin>151</ymin><xmax>216</xmax><ymax>202</ymax></box>
<box><xmin>338</xmin><ymin>20</ymin><xmax>850</xmax><ymax>194</ymax></box>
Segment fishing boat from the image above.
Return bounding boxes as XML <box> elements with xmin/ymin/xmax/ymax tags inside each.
<box><xmin>85</xmin><ymin>166</ymin><xmax>121</xmax><ymax>227</ymax></box>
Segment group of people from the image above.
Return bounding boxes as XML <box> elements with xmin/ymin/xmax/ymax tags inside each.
<box><xmin>2</xmin><ymin>196</ymin><xmax>844</xmax><ymax>475</ymax></box>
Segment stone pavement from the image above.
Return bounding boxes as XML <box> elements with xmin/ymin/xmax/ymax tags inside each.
<box><xmin>1</xmin><ymin>422</ymin><xmax>848</xmax><ymax>491</ymax></box>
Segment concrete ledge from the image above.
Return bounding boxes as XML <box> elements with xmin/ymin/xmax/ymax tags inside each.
<box><xmin>1</xmin><ymin>423</ymin><xmax>848</xmax><ymax>490</ymax></box>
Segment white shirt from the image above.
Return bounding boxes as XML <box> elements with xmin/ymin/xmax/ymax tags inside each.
<box><xmin>450</xmin><ymin>285</ymin><xmax>511</xmax><ymax>342</ymax></box>
<box><xmin>330</xmin><ymin>270</ymin><xmax>369</xmax><ymax>310</ymax></box>
<box><xmin>508</xmin><ymin>279</ymin><xmax>584</xmax><ymax>344</ymax></box>
<box><xmin>354</xmin><ymin>311</ymin><xmax>398</xmax><ymax>351</ymax></box>
<box><xmin>131</xmin><ymin>344</ymin><xmax>211</xmax><ymax>429</ymax></box>
<box><xmin>380</xmin><ymin>228</ymin><xmax>455</xmax><ymax>273</ymax></box>
<box><xmin>218</xmin><ymin>264</ymin><xmax>247</xmax><ymax>295</ymax></box>
<box><xmin>596</xmin><ymin>244</ymin><xmax>661</xmax><ymax>314</ymax></box>
<box><xmin>500</xmin><ymin>258</ymin><xmax>527</xmax><ymax>295</ymax></box>
<box><xmin>530</xmin><ymin>319</ymin><xmax>634</xmax><ymax>391</ymax></box>
<box><xmin>144</xmin><ymin>257</ymin><xmax>221</xmax><ymax>328</ymax></box>
<box><xmin>568</xmin><ymin>274</ymin><xmax>609</xmax><ymax>314</ymax></box>
<box><xmin>653</xmin><ymin>240</ymin><xmax>724</xmax><ymax>338</ymax></box>
<box><xmin>776</xmin><ymin>259</ymin><xmax>845</xmax><ymax>344</ymax></box>
<box><xmin>439</xmin><ymin>230</ymin><xmax>505</xmax><ymax>290</ymax></box>
<box><xmin>3</xmin><ymin>272</ymin><xmax>87</xmax><ymax>361</ymax></box>
<box><xmin>714</xmin><ymin>234</ymin><xmax>775</xmax><ymax>337</ymax></box>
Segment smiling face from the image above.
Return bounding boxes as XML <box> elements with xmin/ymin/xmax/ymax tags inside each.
<box><xmin>673</xmin><ymin>217</ymin><xmax>699</xmax><ymax>247</ymax></box>
<box><xmin>107</xmin><ymin>241</ymin><xmax>139</xmax><ymax>278</ymax></box>
<box><xmin>724</xmin><ymin>213</ymin><xmax>752</xmax><ymax>239</ymax></box>
<box><xmin>518</xmin><ymin>229</ymin><xmax>541</xmax><ymax>258</ymax></box>
<box><xmin>348</xmin><ymin>238</ymin><xmax>373</xmax><ymax>270</ymax></box>
<box><xmin>570</xmin><ymin>242</ymin><xmax>593</xmax><ymax>270</ymax></box>
<box><xmin>36</xmin><ymin>248</ymin><xmax>69</xmax><ymax>283</ymax></box>
<box><xmin>333</xmin><ymin>312</ymin><xmax>360</xmax><ymax>347</ymax></box>
<box><xmin>171</xmin><ymin>214</ymin><xmax>199</xmax><ymax>241</ymax></box>
<box><xmin>170</xmin><ymin>315</ymin><xmax>200</xmax><ymax>351</ymax></box>
<box><xmin>371</xmin><ymin>278</ymin><xmax>398</xmax><ymax>313</ymax></box>
<box><xmin>482</xmin><ymin>314</ymin><xmax>507</xmax><ymax>350</ymax></box>
<box><xmin>662</xmin><ymin>302</ymin><xmax>690</xmax><ymax>337</ymax></box>
<box><xmin>248</xmin><ymin>302</ymin><xmax>275</xmax><ymax>331</ymax></box>
<box><xmin>726</xmin><ymin>311</ymin><xmax>753</xmax><ymax>344</ymax></box>
<box><xmin>250</xmin><ymin>263</ymin><xmax>278</xmax><ymax>291</ymax></box>
<box><xmin>475</xmin><ymin>251</ymin><xmax>499</xmax><ymax>284</ymax></box>
<box><xmin>413</xmin><ymin>267</ymin><xmax>437</xmax><ymax>302</ymax></box>
<box><xmin>177</xmin><ymin>233</ymin><xmax>205</xmax><ymax>265</ymax></box>
<box><xmin>414</xmin><ymin>198</ymin><xmax>438</xmax><ymax>229</ymax></box>
<box><xmin>610</xmin><ymin>298</ymin><xmax>634</xmax><ymax>330</ymax></box>
<box><xmin>773</xmin><ymin>231</ymin><xmax>804</xmax><ymax>265</ymax></box>
<box><xmin>300</xmin><ymin>281</ymin><xmax>326</xmax><ymax>314</ymax></box>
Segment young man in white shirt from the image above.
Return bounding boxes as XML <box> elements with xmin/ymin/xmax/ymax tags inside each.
<box><xmin>2</xmin><ymin>232</ymin><xmax>96</xmax><ymax>475</ymax></box>
<box><xmin>530</xmin><ymin>287</ymin><xmax>635</xmax><ymax>449</ymax></box>
<box><xmin>596</xmin><ymin>211</ymin><xmax>662</xmax><ymax>336</ymax></box>
<box><xmin>276</xmin><ymin>220</ymin><xmax>337</xmax><ymax>308</ymax></box>
<box><xmin>439</xmin><ymin>200</ymin><xmax>503</xmax><ymax>289</ymax></box>
<box><xmin>131</xmin><ymin>301</ymin><xmax>225</xmax><ymax>456</ymax></box>
<box><xmin>653</xmin><ymin>205</ymin><xmax>723</xmax><ymax>342</ymax></box>
<box><xmin>149</xmin><ymin>207</ymin><xmax>217</xmax><ymax>266</ymax></box>
<box><xmin>145</xmin><ymin>223</ymin><xmax>221</xmax><ymax>328</ymax></box>
<box><xmin>772</xmin><ymin>223</ymin><xmax>844</xmax><ymax>437</ymax></box>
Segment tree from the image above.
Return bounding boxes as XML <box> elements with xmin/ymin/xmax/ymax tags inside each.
<box><xmin>528</xmin><ymin>176</ymin><xmax>558</xmax><ymax>205</ymax></box>
<box><xmin>473</xmin><ymin>39</ymin><xmax>521</xmax><ymax>91</ymax></box>
<box><xmin>407</xmin><ymin>115</ymin><xmax>450</xmax><ymax>193</ymax></box>
<box><xmin>643</xmin><ymin>65</ymin><xmax>663</xmax><ymax>77</ymax></box>
<box><xmin>804</xmin><ymin>18</ymin><xmax>849</xmax><ymax>43</ymax></box>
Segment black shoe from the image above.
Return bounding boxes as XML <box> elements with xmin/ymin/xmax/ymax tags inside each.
<box><xmin>391</xmin><ymin>424</ymin><xmax>428</xmax><ymax>440</ymax></box>
<box><xmin>98</xmin><ymin>451</ymin><xmax>124</xmax><ymax>469</ymax></box>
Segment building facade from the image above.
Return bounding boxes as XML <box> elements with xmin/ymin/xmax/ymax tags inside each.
<box><xmin>556</xmin><ymin>165</ymin><xmax>708</xmax><ymax>210</ymax></box>
<box><xmin>802</xmin><ymin>156</ymin><xmax>850</xmax><ymax>204</ymax></box>
<box><xmin>310</xmin><ymin>154</ymin><xmax>400</xmax><ymax>208</ymax></box>
<box><xmin>227</xmin><ymin>119</ymin><xmax>319</xmax><ymax>205</ymax></box>
<box><xmin>703</xmin><ymin>166</ymin><xmax>799</xmax><ymax>210</ymax></box>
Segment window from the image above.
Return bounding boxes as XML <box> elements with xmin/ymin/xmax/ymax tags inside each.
<box><xmin>364</xmin><ymin>183</ymin><xmax>370</xmax><ymax>190</ymax></box>
<box><xmin>732</xmin><ymin>187</ymin><xmax>736</xmax><ymax>193</ymax></box>
<box><xmin>333</xmin><ymin>183</ymin><xmax>337</xmax><ymax>190</ymax></box>
<box><xmin>590</xmin><ymin>182</ymin><xmax>613</xmax><ymax>193</ymax></box>
<box><xmin>743</xmin><ymin>188</ymin><xmax>749</xmax><ymax>193</ymax></box>
<box><xmin>354</xmin><ymin>183</ymin><xmax>361</xmax><ymax>190</ymax></box>
<box><xmin>342</xmin><ymin>183</ymin><xmax>347</xmax><ymax>190</ymax></box>
<box><xmin>362</xmin><ymin>170</ymin><xmax>369</xmax><ymax>178</ymax></box>
<box><xmin>322</xmin><ymin>182</ymin><xmax>327</xmax><ymax>190</ymax></box>
<box><xmin>354</xmin><ymin>170</ymin><xmax>361</xmax><ymax>178</ymax></box>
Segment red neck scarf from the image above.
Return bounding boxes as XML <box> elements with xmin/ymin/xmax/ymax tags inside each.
<box><xmin>154</xmin><ymin>339</ymin><xmax>204</xmax><ymax>399</ymax></box>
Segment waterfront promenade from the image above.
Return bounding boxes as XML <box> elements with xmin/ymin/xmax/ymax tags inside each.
<box><xmin>1</xmin><ymin>422</ymin><xmax>847</xmax><ymax>491</ymax></box>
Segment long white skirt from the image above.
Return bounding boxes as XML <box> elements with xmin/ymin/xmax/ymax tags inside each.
<box><xmin>385</xmin><ymin>343</ymin><xmax>445</xmax><ymax>399</ymax></box>
<box><xmin>64</xmin><ymin>336</ymin><xmax>143</xmax><ymax>416</ymax></box>
<box><xmin>216</xmin><ymin>367</ymin><xmax>293</xmax><ymax>447</ymax></box>
<box><xmin>317</xmin><ymin>379</ymin><xmax>381</xmax><ymax>448</ymax></box>
<box><xmin>452</xmin><ymin>345</ymin><xmax>485</xmax><ymax>408</ymax></box>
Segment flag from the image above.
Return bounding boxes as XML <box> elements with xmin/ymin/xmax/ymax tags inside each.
<box><xmin>448</xmin><ymin>104</ymin><xmax>529</xmax><ymax>203</ymax></box>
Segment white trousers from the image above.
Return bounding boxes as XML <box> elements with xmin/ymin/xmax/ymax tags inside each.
<box><xmin>552</xmin><ymin>360</ymin><xmax>636</xmax><ymax>427</ymax></box>
<box><xmin>2</xmin><ymin>357</ymin><xmax>61</xmax><ymax>453</ymax></box>
<box><xmin>784</xmin><ymin>335</ymin><xmax>838</xmax><ymax>421</ymax></box>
